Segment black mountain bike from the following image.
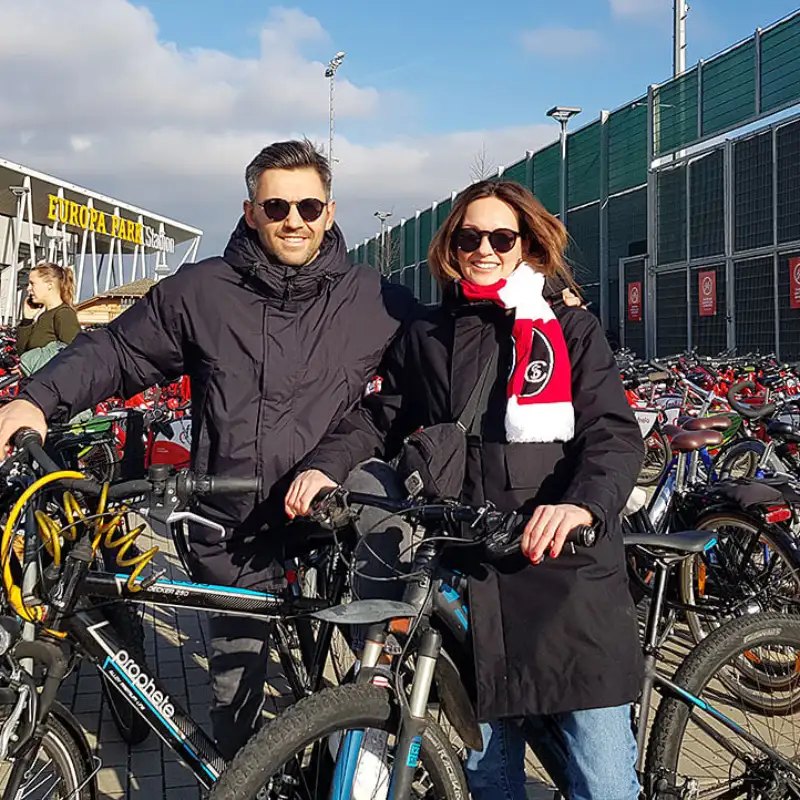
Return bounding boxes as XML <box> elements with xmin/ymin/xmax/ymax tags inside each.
<box><xmin>210</xmin><ymin>487</ymin><xmax>800</xmax><ymax>800</ymax></box>
<box><xmin>0</xmin><ymin>430</ymin><xmax>348</xmax><ymax>797</ymax></box>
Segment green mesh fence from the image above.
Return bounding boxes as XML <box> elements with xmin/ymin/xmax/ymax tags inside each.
<box><xmin>701</xmin><ymin>40</ymin><xmax>756</xmax><ymax>137</ymax></box>
<box><xmin>419</xmin><ymin>209</ymin><xmax>433</xmax><ymax>262</ymax></box>
<box><xmin>657</xmin><ymin>165</ymin><xmax>687</xmax><ymax>265</ymax></box>
<box><xmin>502</xmin><ymin>157</ymin><xmax>528</xmax><ymax>186</ymax></box>
<box><xmin>404</xmin><ymin>219</ymin><xmax>416</xmax><ymax>266</ymax></box>
<box><xmin>435</xmin><ymin>198</ymin><xmax>452</xmax><ymax>229</ymax></box>
<box><xmin>607</xmin><ymin>101</ymin><xmax>648</xmax><ymax>194</ymax></box>
<box><xmin>389</xmin><ymin>226</ymin><xmax>402</xmax><ymax>273</ymax></box>
<box><xmin>533</xmin><ymin>143</ymin><xmax>560</xmax><ymax>214</ymax></box>
<box><xmin>689</xmin><ymin>148</ymin><xmax>725</xmax><ymax>259</ymax></box>
<box><xmin>654</xmin><ymin>68</ymin><xmax>699</xmax><ymax>156</ymax></box>
<box><xmin>761</xmin><ymin>14</ymin><xmax>800</xmax><ymax>113</ymax></box>
<box><xmin>367</xmin><ymin>239</ymin><xmax>377</xmax><ymax>269</ymax></box>
<box><xmin>565</xmin><ymin>203</ymin><xmax>600</xmax><ymax>284</ymax></box>
<box><xmin>777</xmin><ymin>118</ymin><xmax>800</xmax><ymax>245</ymax></box>
<box><xmin>567</xmin><ymin>121</ymin><xmax>601</xmax><ymax>207</ymax></box>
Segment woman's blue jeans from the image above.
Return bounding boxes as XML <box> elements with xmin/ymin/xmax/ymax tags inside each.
<box><xmin>465</xmin><ymin>705</ymin><xmax>641</xmax><ymax>800</ymax></box>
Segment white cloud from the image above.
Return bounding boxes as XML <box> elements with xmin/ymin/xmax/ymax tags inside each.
<box><xmin>520</xmin><ymin>27</ymin><xmax>604</xmax><ymax>58</ymax></box>
<box><xmin>610</xmin><ymin>0</ymin><xmax>667</xmax><ymax>19</ymax></box>
<box><xmin>0</xmin><ymin>0</ymin><xmax>556</xmax><ymax>259</ymax></box>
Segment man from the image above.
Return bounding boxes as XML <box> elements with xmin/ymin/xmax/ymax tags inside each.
<box><xmin>0</xmin><ymin>139</ymin><xmax>415</xmax><ymax>758</ymax></box>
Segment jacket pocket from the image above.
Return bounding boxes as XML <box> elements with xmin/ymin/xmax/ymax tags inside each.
<box><xmin>503</xmin><ymin>442</ymin><xmax>564</xmax><ymax>489</ymax></box>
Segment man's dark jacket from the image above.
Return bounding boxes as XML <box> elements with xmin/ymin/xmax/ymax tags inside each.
<box><xmin>19</xmin><ymin>219</ymin><xmax>415</xmax><ymax>586</ymax></box>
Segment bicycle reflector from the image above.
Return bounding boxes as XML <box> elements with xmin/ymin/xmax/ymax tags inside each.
<box><xmin>764</xmin><ymin>506</ymin><xmax>792</xmax><ymax>524</ymax></box>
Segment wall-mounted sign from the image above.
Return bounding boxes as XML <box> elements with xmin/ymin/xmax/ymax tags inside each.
<box><xmin>47</xmin><ymin>195</ymin><xmax>175</xmax><ymax>252</ymax></box>
<box><xmin>627</xmin><ymin>281</ymin><xmax>642</xmax><ymax>322</ymax></box>
<box><xmin>790</xmin><ymin>257</ymin><xmax>800</xmax><ymax>310</ymax></box>
<box><xmin>698</xmin><ymin>270</ymin><xmax>717</xmax><ymax>317</ymax></box>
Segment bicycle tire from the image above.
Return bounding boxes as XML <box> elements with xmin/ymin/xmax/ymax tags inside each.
<box><xmin>637</xmin><ymin>426</ymin><xmax>672</xmax><ymax>487</ymax></box>
<box><xmin>0</xmin><ymin>706</ymin><xmax>92</xmax><ymax>798</ymax></box>
<box><xmin>680</xmin><ymin>511</ymin><xmax>800</xmax><ymax>644</ymax></box>
<box><xmin>645</xmin><ymin>613</ymin><xmax>800</xmax><ymax>796</ymax></box>
<box><xmin>716</xmin><ymin>438</ymin><xmax>786</xmax><ymax>480</ymax></box>
<box><xmin>99</xmin><ymin>601</ymin><xmax>152</xmax><ymax>745</ymax></box>
<box><xmin>207</xmin><ymin>683</ymin><xmax>468</xmax><ymax>800</ymax></box>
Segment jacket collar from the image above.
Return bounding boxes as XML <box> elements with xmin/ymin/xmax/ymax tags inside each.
<box><xmin>222</xmin><ymin>216</ymin><xmax>351</xmax><ymax>308</ymax></box>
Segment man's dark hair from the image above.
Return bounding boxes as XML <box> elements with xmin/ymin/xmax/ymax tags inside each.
<box><xmin>245</xmin><ymin>139</ymin><xmax>331</xmax><ymax>201</ymax></box>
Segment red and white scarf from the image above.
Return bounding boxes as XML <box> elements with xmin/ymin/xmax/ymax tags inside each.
<box><xmin>460</xmin><ymin>264</ymin><xmax>575</xmax><ymax>443</ymax></box>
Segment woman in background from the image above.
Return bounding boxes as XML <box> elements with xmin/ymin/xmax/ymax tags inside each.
<box><xmin>16</xmin><ymin>263</ymin><xmax>80</xmax><ymax>362</ymax></box>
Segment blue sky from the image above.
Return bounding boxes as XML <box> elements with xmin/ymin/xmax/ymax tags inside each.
<box><xmin>1</xmin><ymin>0</ymin><xmax>798</xmax><ymax>270</ymax></box>
<box><xmin>141</xmin><ymin>0</ymin><xmax>797</xmax><ymax>143</ymax></box>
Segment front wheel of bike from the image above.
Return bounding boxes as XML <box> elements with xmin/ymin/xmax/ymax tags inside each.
<box><xmin>207</xmin><ymin>683</ymin><xmax>468</xmax><ymax>800</ymax></box>
<box><xmin>645</xmin><ymin>613</ymin><xmax>800</xmax><ymax>798</ymax></box>
<box><xmin>0</xmin><ymin>705</ymin><xmax>94</xmax><ymax>798</ymax></box>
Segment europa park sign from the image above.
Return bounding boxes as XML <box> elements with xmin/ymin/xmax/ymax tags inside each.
<box><xmin>47</xmin><ymin>195</ymin><xmax>175</xmax><ymax>253</ymax></box>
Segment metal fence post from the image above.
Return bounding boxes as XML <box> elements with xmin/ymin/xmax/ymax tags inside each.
<box><xmin>599</xmin><ymin>111</ymin><xmax>610</xmax><ymax>329</ymax></box>
<box><xmin>646</xmin><ymin>85</ymin><xmax>658</xmax><ymax>358</ymax></box>
<box><xmin>724</xmin><ymin>140</ymin><xmax>736</xmax><ymax>352</ymax></box>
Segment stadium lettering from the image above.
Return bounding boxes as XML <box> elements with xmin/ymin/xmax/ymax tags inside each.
<box><xmin>47</xmin><ymin>194</ymin><xmax>143</xmax><ymax>246</ymax></box>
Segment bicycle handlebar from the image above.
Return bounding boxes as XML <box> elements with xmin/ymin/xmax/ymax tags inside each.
<box><xmin>10</xmin><ymin>427</ymin><xmax>260</xmax><ymax>503</ymax></box>
<box><xmin>309</xmin><ymin>487</ymin><xmax>597</xmax><ymax>561</ymax></box>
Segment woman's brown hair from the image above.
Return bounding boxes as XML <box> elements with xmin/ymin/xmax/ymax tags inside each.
<box><xmin>428</xmin><ymin>180</ymin><xmax>577</xmax><ymax>293</ymax></box>
<box><xmin>32</xmin><ymin>262</ymin><xmax>76</xmax><ymax>307</ymax></box>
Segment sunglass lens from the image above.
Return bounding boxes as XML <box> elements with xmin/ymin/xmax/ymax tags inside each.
<box><xmin>262</xmin><ymin>199</ymin><xmax>290</xmax><ymax>221</ymax></box>
<box><xmin>456</xmin><ymin>229</ymin><xmax>482</xmax><ymax>252</ymax></box>
<box><xmin>489</xmin><ymin>230</ymin><xmax>517</xmax><ymax>254</ymax></box>
<box><xmin>297</xmin><ymin>198</ymin><xmax>326</xmax><ymax>222</ymax></box>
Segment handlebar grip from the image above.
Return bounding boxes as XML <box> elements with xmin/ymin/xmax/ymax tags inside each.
<box><xmin>12</xmin><ymin>428</ymin><xmax>63</xmax><ymax>474</ymax></box>
<box><xmin>203</xmin><ymin>476</ymin><xmax>261</xmax><ymax>495</ymax></box>
<box><xmin>485</xmin><ymin>521</ymin><xmax>598</xmax><ymax>561</ymax></box>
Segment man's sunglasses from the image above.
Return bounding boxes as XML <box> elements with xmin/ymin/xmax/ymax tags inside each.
<box><xmin>454</xmin><ymin>228</ymin><xmax>520</xmax><ymax>254</ymax></box>
<box><xmin>257</xmin><ymin>198</ymin><xmax>327</xmax><ymax>223</ymax></box>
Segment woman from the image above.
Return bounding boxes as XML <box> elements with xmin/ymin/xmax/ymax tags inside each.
<box><xmin>16</xmin><ymin>263</ymin><xmax>80</xmax><ymax>368</ymax></box>
<box><xmin>286</xmin><ymin>180</ymin><xmax>645</xmax><ymax>800</ymax></box>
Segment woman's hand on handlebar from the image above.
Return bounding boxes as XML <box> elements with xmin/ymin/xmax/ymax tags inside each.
<box><xmin>0</xmin><ymin>400</ymin><xmax>47</xmax><ymax>456</ymax></box>
<box><xmin>522</xmin><ymin>504</ymin><xmax>593</xmax><ymax>563</ymax></box>
<box><xmin>285</xmin><ymin>469</ymin><xmax>338</xmax><ymax>520</ymax></box>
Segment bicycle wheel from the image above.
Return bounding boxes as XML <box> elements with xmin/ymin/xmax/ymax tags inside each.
<box><xmin>0</xmin><ymin>705</ymin><xmax>93</xmax><ymax>798</ymax></box>
<box><xmin>100</xmin><ymin>601</ymin><xmax>151</xmax><ymax>745</ymax></box>
<box><xmin>680</xmin><ymin>511</ymin><xmax>800</xmax><ymax>644</ymax></box>
<box><xmin>637</xmin><ymin>426</ymin><xmax>672</xmax><ymax>487</ymax></box>
<box><xmin>93</xmin><ymin>543</ymin><xmax>151</xmax><ymax>745</ymax></box>
<box><xmin>207</xmin><ymin>683</ymin><xmax>468</xmax><ymax>800</ymax></box>
<box><xmin>646</xmin><ymin>613</ymin><xmax>800</xmax><ymax>798</ymax></box>
<box><xmin>716</xmin><ymin>439</ymin><xmax>786</xmax><ymax>480</ymax></box>
<box><xmin>77</xmin><ymin>440</ymin><xmax>120</xmax><ymax>483</ymax></box>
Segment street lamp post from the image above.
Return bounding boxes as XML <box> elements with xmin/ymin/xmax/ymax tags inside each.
<box><xmin>325</xmin><ymin>51</ymin><xmax>346</xmax><ymax>198</ymax></box>
<box><xmin>546</xmin><ymin>106</ymin><xmax>582</xmax><ymax>225</ymax></box>
<box><xmin>374</xmin><ymin>210</ymin><xmax>393</xmax><ymax>276</ymax></box>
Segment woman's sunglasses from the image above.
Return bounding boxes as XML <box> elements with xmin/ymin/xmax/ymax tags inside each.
<box><xmin>454</xmin><ymin>228</ymin><xmax>520</xmax><ymax>254</ymax></box>
<box><xmin>257</xmin><ymin>198</ymin><xmax>327</xmax><ymax>223</ymax></box>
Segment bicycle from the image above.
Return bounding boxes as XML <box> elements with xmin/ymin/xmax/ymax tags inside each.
<box><xmin>0</xmin><ymin>430</ymin><xmax>352</xmax><ymax>796</ymax></box>
<box><xmin>208</xmin><ymin>486</ymin><xmax>800</xmax><ymax>799</ymax></box>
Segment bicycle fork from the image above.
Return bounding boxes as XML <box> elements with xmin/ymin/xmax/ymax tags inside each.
<box><xmin>329</xmin><ymin>624</ymin><xmax>443</xmax><ymax>800</ymax></box>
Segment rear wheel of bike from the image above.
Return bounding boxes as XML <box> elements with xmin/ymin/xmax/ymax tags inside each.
<box><xmin>646</xmin><ymin>613</ymin><xmax>800</xmax><ymax>797</ymax></box>
<box><xmin>637</xmin><ymin>426</ymin><xmax>672</xmax><ymax>487</ymax></box>
<box><xmin>207</xmin><ymin>683</ymin><xmax>468</xmax><ymax>800</ymax></box>
<box><xmin>77</xmin><ymin>440</ymin><xmax>120</xmax><ymax>483</ymax></box>
<box><xmin>680</xmin><ymin>511</ymin><xmax>800</xmax><ymax>645</ymax></box>
<box><xmin>0</xmin><ymin>708</ymin><xmax>93</xmax><ymax>798</ymax></box>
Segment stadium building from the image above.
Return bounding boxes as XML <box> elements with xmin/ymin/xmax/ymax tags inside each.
<box><xmin>0</xmin><ymin>157</ymin><xmax>202</xmax><ymax>324</ymax></box>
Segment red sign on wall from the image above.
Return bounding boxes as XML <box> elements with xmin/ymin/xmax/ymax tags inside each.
<box><xmin>790</xmin><ymin>257</ymin><xmax>800</xmax><ymax>310</ymax></box>
<box><xmin>698</xmin><ymin>270</ymin><xmax>717</xmax><ymax>317</ymax></box>
<box><xmin>627</xmin><ymin>282</ymin><xmax>642</xmax><ymax>322</ymax></box>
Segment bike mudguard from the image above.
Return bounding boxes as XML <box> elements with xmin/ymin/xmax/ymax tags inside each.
<box><xmin>49</xmin><ymin>700</ymin><xmax>99</xmax><ymax>800</ymax></box>
<box><xmin>434</xmin><ymin>648</ymin><xmax>483</xmax><ymax>751</ymax></box>
<box><xmin>310</xmin><ymin>599</ymin><xmax>419</xmax><ymax>626</ymax></box>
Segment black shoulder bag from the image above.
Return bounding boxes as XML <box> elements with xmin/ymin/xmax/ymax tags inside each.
<box><xmin>397</xmin><ymin>348</ymin><xmax>498</xmax><ymax>500</ymax></box>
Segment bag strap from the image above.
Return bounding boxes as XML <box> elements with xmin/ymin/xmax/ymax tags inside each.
<box><xmin>456</xmin><ymin>345</ymin><xmax>499</xmax><ymax>435</ymax></box>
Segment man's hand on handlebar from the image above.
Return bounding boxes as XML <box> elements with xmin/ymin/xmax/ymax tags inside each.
<box><xmin>285</xmin><ymin>469</ymin><xmax>338</xmax><ymax>520</ymax></box>
<box><xmin>0</xmin><ymin>401</ymin><xmax>47</xmax><ymax>456</ymax></box>
<box><xmin>522</xmin><ymin>504</ymin><xmax>594</xmax><ymax>563</ymax></box>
